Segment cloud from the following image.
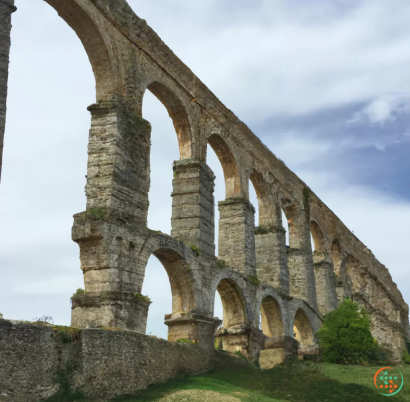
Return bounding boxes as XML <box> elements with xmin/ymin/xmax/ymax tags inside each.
<box><xmin>348</xmin><ymin>94</ymin><xmax>410</xmax><ymax>126</ymax></box>
<box><xmin>130</xmin><ymin>0</ymin><xmax>410</xmax><ymax>123</ymax></box>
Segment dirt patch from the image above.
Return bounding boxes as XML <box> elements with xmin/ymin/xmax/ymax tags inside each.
<box><xmin>158</xmin><ymin>389</ymin><xmax>240</xmax><ymax>401</ymax></box>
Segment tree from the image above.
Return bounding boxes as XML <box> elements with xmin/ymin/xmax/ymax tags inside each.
<box><xmin>316</xmin><ymin>299</ymin><xmax>378</xmax><ymax>364</ymax></box>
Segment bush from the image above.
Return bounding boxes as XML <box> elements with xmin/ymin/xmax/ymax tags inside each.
<box><xmin>316</xmin><ymin>299</ymin><xmax>379</xmax><ymax>364</ymax></box>
<box><xmin>403</xmin><ymin>352</ymin><xmax>410</xmax><ymax>365</ymax></box>
<box><xmin>33</xmin><ymin>315</ymin><xmax>54</xmax><ymax>324</ymax></box>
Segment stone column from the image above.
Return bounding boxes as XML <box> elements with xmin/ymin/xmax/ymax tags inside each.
<box><xmin>171</xmin><ymin>159</ymin><xmax>215</xmax><ymax>259</ymax></box>
<box><xmin>255</xmin><ymin>225</ymin><xmax>289</xmax><ymax>293</ymax></box>
<box><xmin>71</xmin><ymin>98</ymin><xmax>152</xmax><ymax>331</ymax></box>
<box><xmin>259</xmin><ymin>336</ymin><xmax>298</xmax><ymax>369</ymax></box>
<box><xmin>218</xmin><ymin>197</ymin><xmax>256</xmax><ymax>276</ymax></box>
<box><xmin>313</xmin><ymin>251</ymin><xmax>338</xmax><ymax>316</ymax></box>
<box><xmin>0</xmin><ymin>0</ymin><xmax>16</xmax><ymax>182</ymax></box>
<box><xmin>287</xmin><ymin>209</ymin><xmax>317</xmax><ymax>310</ymax></box>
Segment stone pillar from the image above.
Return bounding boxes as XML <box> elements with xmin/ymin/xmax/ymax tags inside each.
<box><xmin>218</xmin><ymin>197</ymin><xmax>256</xmax><ymax>276</ymax></box>
<box><xmin>259</xmin><ymin>336</ymin><xmax>298</xmax><ymax>369</ymax></box>
<box><xmin>214</xmin><ymin>324</ymin><xmax>266</xmax><ymax>361</ymax></box>
<box><xmin>313</xmin><ymin>251</ymin><xmax>338</xmax><ymax>316</ymax></box>
<box><xmin>165</xmin><ymin>313</ymin><xmax>221</xmax><ymax>349</ymax></box>
<box><xmin>171</xmin><ymin>159</ymin><xmax>215</xmax><ymax>259</ymax></box>
<box><xmin>71</xmin><ymin>98</ymin><xmax>152</xmax><ymax>330</ymax></box>
<box><xmin>0</xmin><ymin>0</ymin><xmax>16</xmax><ymax>182</ymax></box>
<box><xmin>255</xmin><ymin>225</ymin><xmax>289</xmax><ymax>293</ymax></box>
<box><xmin>287</xmin><ymin>209</ymin><xmax>317</xmax><ymax>310</ymax></box>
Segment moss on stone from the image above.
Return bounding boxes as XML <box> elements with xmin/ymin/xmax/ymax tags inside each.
<box><xmin>217</xmin><ymin>259</ymin><xmax>228</xmax><ymax>269</ymax></box>
<box><xmin>190</xmin><ymin>245</ymin><xmax>200</xmax><ymax>256</ymax></box>
<box><xmin>85</xmin><ymin>207</ymin><xmax>107</xmax><ymax>220</ymax></box>
<box><xmin>176</xmin><ymin>338</ymin><xmax>197</xmax><ymax>344</ymax></box>
<box><xmin>247</xmin><ymin>275</ymin><xmax>260</xmax><ymax>286</ymax></box>
<box><xmin>134</xmin><ymin>293</ymin><xmax>152</xmax><ymax>303</ymax></box>
<box><xmin>53</xmin><ymin>326</ymin><xmax>82</xmax><ymax>344</ymax></box>
<box><xmin>303</xmin><ymin>188</ymin><xmax>310</xmax><ymax>205</ymax></box>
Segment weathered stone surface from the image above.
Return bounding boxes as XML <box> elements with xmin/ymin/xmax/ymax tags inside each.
<box><xmin>1</xmin><ymin>0</ymin><xmax>409</xmax><ymax>397</ymax></box>
<box><xmin>0</xmin><ymin>0</ymin><xmax>15</xmax><ymax>182</ymax></box>
<box><xmin>0</xmin><ymin>319</ymin><xmax>248</xmax><ymax>402</ymax></box>
<box><xmin>260</xmin><ymin>336</ymin><xmax>299</xmax><ymax>369</ymax></box>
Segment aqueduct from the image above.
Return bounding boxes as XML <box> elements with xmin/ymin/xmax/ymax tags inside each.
<box><xmin>0</xmin><ymin>0</ymin><xmax>409</xmax><ymax>388</ymax></box>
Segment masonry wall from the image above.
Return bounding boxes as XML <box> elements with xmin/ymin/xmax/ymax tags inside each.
<box><xmin>0</xmin><ymin>319</ymin><xmax>246</xmax><ymax>402</ymax></box>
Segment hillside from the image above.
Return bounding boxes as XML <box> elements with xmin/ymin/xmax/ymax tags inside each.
<box><xmin>112</xmin><ymin>359</ymin><xmax>410</xmax><ymax>402</ymax></box>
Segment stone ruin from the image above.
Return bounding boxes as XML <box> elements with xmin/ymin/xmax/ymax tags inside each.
<box><xmin>0</xmin><ymin>0</ymin><xmax>409</xmax><ymax>399</ymax></box>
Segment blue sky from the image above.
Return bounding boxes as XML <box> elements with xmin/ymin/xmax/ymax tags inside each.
<box><xmin>0</xmin><ymin>0</ymin><xmax>409</xmax><ymax>339</ymax></box>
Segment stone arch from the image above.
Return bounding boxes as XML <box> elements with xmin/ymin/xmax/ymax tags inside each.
<box><xmin>207</xmin><ymin>134</ymin><xmax>241</xmax><ymax>198</ymax></box>
<box><xmin>144</xmin><ymin>81</ymin><xmax>192</xmax><ymax>159</ymax></box>
<box><xmin>293</xmin><ymin>308</ymin><xmax>314</xmax><ymax>345</ymax></box>
<box><xmin>281</xmin><ymin>199</ymin><xmax>302</xmax><ymax>249</ymax></box>
<box><xmin>249</xmin><ymin>170</ymin><xmax>281</xmax><ymax>227</ymax></box>
<box><xmin>260</xmin><ymin>296</ymin><xmax>284</xmax><ymax>338</ymax></box>
<box><xmin>210</xmin><ymin>273</ymin><xmax>249</xmax><ymax>328</ymax></box>
<box><xmin>45</xmin><ymin>0</ymin><xmax>120</xmax><ymax>101</ymax></box>
<box><xmin>150</xmin><ymin>248</ymin><xmax>196</xmax><ymax>314</ymax></box>
<box><xmin>331</xmin><ymin>239</ymin><xmax>343</xmax><ymax>276</ymax></box>
<box><xmin>251</xmin><ymin>171</ymin><xmax>289</xmax><ymax>292</ymax></box>
<box><xmin>139</xmin><ymin>236</ymin><xmax>200</xmax><ymax>315</ymax></box>
<box><xmin>310</xmin><ymin>220</ymin><xmax>327</xmax><ymax>252</ymax></box>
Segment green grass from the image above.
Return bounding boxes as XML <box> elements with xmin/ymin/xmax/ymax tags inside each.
<box><xmin>112</xmin><ymin>360</ymin><xmax>410</xmax><ymax>402</ymax></box>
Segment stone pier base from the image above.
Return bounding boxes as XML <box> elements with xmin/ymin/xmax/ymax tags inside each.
<box><xmin>71</xmin><ymin>291</ymin><xmax>150</xmax><ymax>333</ymax></box>
<box><xmin>259</xmin><ymin>336</ymin><xmax>298</xmax><ymax>369</ymax></box>
<box><xmin>215</xmin><ymin>324</ymin><xmax>266</xmax><ymax>361</ymax></box>
<box><xmin>165</xmin><ymin>314</ymin><xmax>221</xmax><ymax>349</ymax></box>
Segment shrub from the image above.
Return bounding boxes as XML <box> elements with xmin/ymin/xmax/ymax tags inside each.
<box><xmin>403</xmin><ymin>352</ymin><xmax>410</xmax><ymax>365</ymax></box>
<box><xmin>217</xmin><ymin>259</ymin><xmax>227</xmax><ymax>269</ymax></box>
<box><xmin>33</xmin><ymin>315</ymin><xmax>54</xmax><ymax>324</ymax></box>
<box><xmin>316</xmin><ymin>299</ymin><xmax>379</xmax><ymax>364</ymax></box>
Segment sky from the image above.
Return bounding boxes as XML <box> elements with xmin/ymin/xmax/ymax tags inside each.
<box><xmin>1</xmin><ymin>0</ymin><xmax>410</xmax><ymax>339</ymax></box>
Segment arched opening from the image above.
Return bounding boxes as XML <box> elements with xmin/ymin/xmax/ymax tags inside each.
<box><xmin>310</xmin><ymin>221</ymin><xmax>327</xmax><ymax>253</ymax></box>
<box><xmin>250</xmin><ymin>171</ymin><xmax>288</xmax><ymax>290</ymax></box>
<box><xmin>293</xmin><ymin>308</ymin><xmax>314</xmax><ymax>345</ymax></box>
<box><xmin>141</xmin><ymin>248</ymin><xmax>196</xmax><ymax>338</ymax></box>
<box><xmin>141</xmin><ymin>86</ymin><xmax>182</xmax><ymax>338</ymax></box>
<box><xmin>206</xmin><ymin>144</ymin><xmax>224</xmax><ymax>255</ymax></box>
<box><xmin>216</xmin><ymin>278</ymin><xmax>247</xmax><ymax>329</ymax></box>
<box><xmin>331</xmin><ymin>240</ymin><xmax>343</xmax><ymax>277</ymax></box>
<box><xmin>146</xmin><ymin>82</ymin><xmax>192</xmax><ymax>159</ymax></box>
<box><xmin>0</xmin><ymin>1</ymin><xmax>99</xmax><ymax>325</ymax></box>
<box><xmin>143</xmin><ymin>90</ymin><xmax>179</xmax><ymax>234</ymax></box>
<box><xmin>207</xmin><ymin>134</ymin><xmax>241</xmax><ymax>198</ymax></box>
<box><xmin>282</xmin><ymin>210</ymin><xmax>290</xmax><ymax>246</ymax></box>
<box><xmin>206</xmin><ymin>136</ymin><xmax>252</xmax><ymax>275</ymax></box>
<box><xmin>45</xmin><ymin>0</ymin><xmax>119</xmax><ymax>101</ymax></box>
<box><xmin>260</xmin><ymin>296</ymin><xmax>284</xmax><ymax>338</ymax></box>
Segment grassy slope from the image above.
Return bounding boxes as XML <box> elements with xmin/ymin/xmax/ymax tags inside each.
<box><xmin>113</xmin><ymin>359</ymin><xmax>410</xmax><ymax>402</ymax></box>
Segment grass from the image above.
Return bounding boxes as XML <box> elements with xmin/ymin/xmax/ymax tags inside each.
<box><xmin>112</xmin><ymin>359</ymin><xmax>410</xmax><ymax>402</ymax></box>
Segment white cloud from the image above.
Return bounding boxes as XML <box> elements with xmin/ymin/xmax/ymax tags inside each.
<box><xmin>130</xmin><ymin>0</ymin><xmax>410</xmax><ymax>123</ymax></box>
<box><xmin>348</xmin><ymin>94</ymin><xmax>410</xmax><ymax>126</ymax></box>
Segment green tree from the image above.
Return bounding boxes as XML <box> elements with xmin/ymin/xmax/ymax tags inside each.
<box><xmin>316</xmin><ymin>299</ymin><xmax>379</xmax><ymax>364</ymax></box>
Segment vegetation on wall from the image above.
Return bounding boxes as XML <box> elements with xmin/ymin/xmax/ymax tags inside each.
<box><xmin>316</xmin><ymin>299</ymin><xmax>379</xmax><ymax>364</ymax></box>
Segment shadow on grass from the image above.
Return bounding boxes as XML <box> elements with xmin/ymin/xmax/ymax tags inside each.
<box><xmin>112</xmin><ymin>360</ymin><xmax>407</xmax><ymax>402</ymax></box>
